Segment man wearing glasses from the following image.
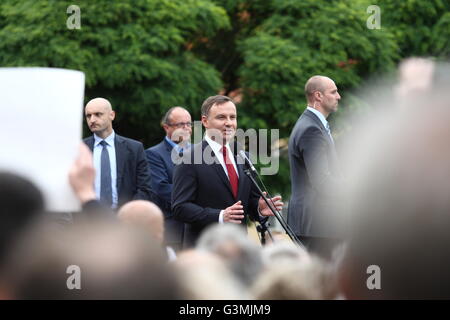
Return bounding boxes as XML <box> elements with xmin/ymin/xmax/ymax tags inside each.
<box><xmin>145</xmin><ymin>107</ymin><xmax>192</xmax><ymax>251</ymax></box>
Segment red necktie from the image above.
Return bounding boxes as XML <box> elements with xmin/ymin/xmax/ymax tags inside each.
<box><xmin>222</xmin><ymin>146</ymin><xmax>239</xmax><ymax>199</ymax></box>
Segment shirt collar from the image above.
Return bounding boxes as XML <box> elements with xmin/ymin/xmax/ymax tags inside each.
<box><xmin>94</xmin><ymin>130</ymin><xmax>115</xmax><ymax>147</ymax></box>
<box><xmin>165</xmin><ymin>136</ymin><xmax>178</xmax><ymax>149</ymax></box>
<box><xmin>306</xmin><ymin>106</ymin><xmax>329</xmax><ymax>129</ymax></box>
<box><xmin>204</xmin><ymin>134</ymin><xmax>230</xmax><ymax>154</ymax></box>
<box><xmin>165</xmin><ymin>136</ymin><xmax>191</xmax><ymax>152</ymax></box>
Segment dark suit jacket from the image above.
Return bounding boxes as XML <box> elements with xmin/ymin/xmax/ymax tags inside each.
<box><xmin>145</xmin><ymin>139</ymin><xmax>184</xmax><ymax>246</ymax></box>
<box><xmin>84</xmin><ymin>134</ymin><xmax>153</xmax><ymax>207</ymax></box>
<box><xmin>287</xmin><ymin>109</ymin><xmax>343</xmax><ymax>239</ymax></box>
<box><xmin>171</xmin><ymin>140</ymin><xmax>260</xmax><ymax>247</ymax></box>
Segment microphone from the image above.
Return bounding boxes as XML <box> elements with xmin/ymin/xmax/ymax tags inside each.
<box><xmin>238</xmin><ymin>150</ymin><xmax>257</xmax><ymax>173</ymax></box>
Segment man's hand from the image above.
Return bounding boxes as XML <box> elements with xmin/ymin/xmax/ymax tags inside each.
<box><xmin>69</xmin><ymin>143</ymin><xmax>96</xmax><ymax>204</ymax></box>
<box><xmin>258</xmin><ymin>193</ymin><xmax>283</xmax><ymax>216</ymax></box>
<box><xmin>223</xmin><ymin>200</ymin><xmax>244</xmax><ymax>224</ymax></box>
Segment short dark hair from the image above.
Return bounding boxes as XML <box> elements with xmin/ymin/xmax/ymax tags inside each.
<box><xmin>201</xmin><ymin>95</ymin><xmax>233</xmax><ymax>117</ymax></box>
<box><xmin>0</xmin><ymin>172</ymin><xmax>44</xmax><ymax>264</ymax></box>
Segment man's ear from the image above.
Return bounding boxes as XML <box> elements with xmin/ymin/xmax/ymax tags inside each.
<box><xmin>314</xmin><ymin>91</ymin><xmax>322</xmax><ymax>102</ymax></box>
<box><xmin>201</xmin><ymin>115</ymin><xmax>208</xmax><ymax>128</ymax></box>
<box><xmin>110</xmin><ymin>110</ymin><xmax>116</xmax><ymax>121</ymax></box>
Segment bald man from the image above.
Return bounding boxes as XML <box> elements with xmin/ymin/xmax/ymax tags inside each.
<box><xmin>287</xmin><ymin>75</ymin><xmax>343</xmax><ymax>259</ymax></box>
<box><xmin>118</xmin><ymin>200</ymin><xmax>176</xmax><ymax>261</ymax></box>
<box><xmin>145</xmin><ymin>107</ymin><xmax>192</xmax><ymax>251</ymax></box>
<box><xmin>84</xmin><ymin>98</ymin><xmax>153</xmax><ymax>209</ymax></box>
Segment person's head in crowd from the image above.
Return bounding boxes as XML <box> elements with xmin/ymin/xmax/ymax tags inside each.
<box><xmin>201</xmin><ymin>95</ymin><xmax>236</xmax><ymax>145</ymax></box>
<box><xmin>339</xmin><ymin>63</ymin><xmax>450</xmax><ymax>299</ymax></box>
<box><xmin>305</xmin><ymin>75</ymin><xmax>341</xmax><ymax>118</ymax></box>
<box><xmin>252</xmin><ymin>255</ymin><xmax>339</xmax><ymax>300</ymax></box>
<box><xmin>0</xmin><ymin>172</ymin><xmax>44</xmax><ymax>266</ymax></box>
<box><xmin>196</xmin><ymin>224</ymin><xmax>263</xmax><ymax>287</ymax></box>
<box><xmin>0</xmin><ymin>220</ymin><xmax>180</xmax><ymax>299</ymax></box>
<box><xmin>396</xmin><ymin>57</ymin><xmax>435</xmax><ymax>99</ymax></box>
<box><xmin>261</xmin><ymin>240</ymin><xmax>311</xmax><ymax>266</ymax></box>
<box><xmin>161</xmin><ymin>106</ymin><xmax>192</xmax><ymax>144</ymax></box>
<box><xmin>395</xmin><ymin>58</ymin><xmax>450</xmax><ymax>109</ymax></box>
<box><xmin>174</xmin><ymin>249</ymin><xmax>248</xmax><ymax>299</ymax></box>
<box><xmin>84</xmin><ymin>98</ymin><xmax>115</xmax><ymax>139</ymax></box>
<box><xmin>117</xmin><ymin>200</ymin><xmax>164</xmax><ymax>244</ymax></box>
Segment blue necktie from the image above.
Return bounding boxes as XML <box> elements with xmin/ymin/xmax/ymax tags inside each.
<box><xmin>100</xmin><ymin>140</ymin><xmax>112</xmax><ymax>207</ymax></box>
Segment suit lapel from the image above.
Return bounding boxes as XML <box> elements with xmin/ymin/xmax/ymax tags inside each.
<box><xmin>85</xmin><ymin>136</ymin><xmax>94</xmax><ymax>151</ymax></box>
<box><xmin>202</xmin><ymin>140</ymin><xmax>235</xmax><ymax>199</ymax></box>
<box><xmin>231</xmin><ymin>142</ymin><xmax>247</xmax><ymax>201</ymax></box>
<box><xmin>304</xmin><ymin>110</ymin><xmax>335</xmax><ymax>147</ymax></box>
<box><xmin>304</xmin><ymin>110</ymin><xmax>340</xmax><ymax>173</ymax></box>
<box><xmin>236</xmin><ymin>161</ymin><xmax>247</xmax><ymax>200</ymax></box>
<box><xmin>162</xmin><ymin>138</ymin><xmax>175</xmax><ymax>169</ymax></box>
<box><xmin>115</xmin><ymin>134</ymin><xmax>126</xmax><ymax>192</ymax></box>
<box><xmin>163</xmin><ymin>138</ymin><xmax>172</xmax><ymax>154</ymax></box>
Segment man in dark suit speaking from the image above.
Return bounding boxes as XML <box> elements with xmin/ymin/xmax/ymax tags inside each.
<box><xmin>84</xmin><ymin>98</ymin><xmax>153</xmax><ymax>209</ymax></box>
<box><xmin>287</xmin><ymin>75</ymin><xmax>343</xmax><ymax>259</ymax></box>
<box><xmin>172</xmin><ymin>95</ymin><xmax>283</xmax><ymax>248</ymax></box>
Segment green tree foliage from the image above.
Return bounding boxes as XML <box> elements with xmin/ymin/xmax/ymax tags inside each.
<box><xmin>373</xmin><ymin>0</ymin><xmax>450</xmax><ymax>57</ymax></box>
<box><xmin>1</xmin><ymin>0</ymin><xmax>447</xmax><ymax>197</ymax></box>
<box><xmin>202</xmin><ymin>0</ymin><xmax>398</xmax><ymax>195</ymax></box>
<box><xmin>430</xmin><ymin>12</ymin><xmax>450</xmax><ymax>57</ymax></box>
<box><xmin>0</xmin><ymin>0</ymin><xmax>229</xmax><ymax>145</ymax></box>
<box><xmin>237</xmin><ymin>0</ymin><xmax>398</xmax><ymax>137</ymax></box>
<box><xmin>194</xmin><ymin>0</ymin><xmax>271</xmax><ymax>94</ymax></box>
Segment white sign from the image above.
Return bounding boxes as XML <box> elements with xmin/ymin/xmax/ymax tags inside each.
<box><xmin>0</xmin><ymin>67</ymin><xmax>85</xmax><ymax>212</ymax></box>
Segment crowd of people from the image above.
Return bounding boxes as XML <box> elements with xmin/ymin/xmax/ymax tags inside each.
<box><xmin>1</xmin><ymin>58</ymin><xmax>450</xmax><ymax>299</ymax></box>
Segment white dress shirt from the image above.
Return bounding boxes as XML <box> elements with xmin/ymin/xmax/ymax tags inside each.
<box><xmin>204</xmin><ymin>134</ymin><xmax>239</xmax><ymax>223</ymax></box>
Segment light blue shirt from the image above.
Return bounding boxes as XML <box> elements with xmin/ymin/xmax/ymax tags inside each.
<box><xmin>164</xmin><ymin>136</ymin><xmax>190</xmax><ymax>154</ymax></box>
<box><xmin>93</xmin><ymin>131</ymin><xmax>118</xmax><ymax>208</ymax></box>
<box><xmin>306</xmin><ymin>106</ymin><xmax>334</xmax><ymax>142</ymax></box>
<box><xmin>306</xmin><ymin>106</ymin><xmax>329</xmax><ymax>131</ymax></box>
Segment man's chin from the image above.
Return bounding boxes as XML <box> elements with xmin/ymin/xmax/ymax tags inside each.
<box><xmin>223</xmin><ymin>134</ymin><xmax>235</xmax><ymax>144</ymax></box>
<box><xmin>90</xmin><ymin>128</ymin><xmax>103</xmax><ymax>135</ymax></box>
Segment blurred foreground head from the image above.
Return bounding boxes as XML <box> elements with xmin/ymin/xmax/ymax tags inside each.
<box><xmin>252</xmin><ymin>255</ymin><xmax>338</xmax><ymax>300</ymax></box>
<box><xmin>197</xmin><ymin>224</ymin><xmax>263</xmax><ymax>287</ymax></box>
<box><xmin>174</xmin><ymin>249</ymin><xmax>248</xmax><ymax>299</ymax></box>
<box><xmin>339</xmin><ymin>60</ymin><xmax>450</xmax><ymax>299</ymax></box>
<box><xmin>117</xmin><ymin>200</ymin><xmax>164</xmax><ymax>244</ymax></box>
<box><xmin>1</xmin><ymin>220</ymin><xmax>180</xmax><ymax>299</ymax></box>
<box><xmin>0</xmin><ymin>172</ymin><xmax>44</xmax><ymax>265</ymax></box>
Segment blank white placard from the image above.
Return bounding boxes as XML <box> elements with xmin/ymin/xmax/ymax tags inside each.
<box><xmin>0</xmin><ymin>67</ymin><xmax>85</xmax><ymax>212</ymax></box>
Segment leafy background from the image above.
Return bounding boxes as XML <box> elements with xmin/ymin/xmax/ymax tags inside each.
<box><xmin>1</xmin><ymin>0</ymin><xmax>448</xmax><ymax>196</ymax></box>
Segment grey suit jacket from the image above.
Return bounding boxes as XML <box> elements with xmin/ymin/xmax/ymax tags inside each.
<box><xmin>287</xmin><ymin>109</ymin><xmax>343</xmax><ymax>239</ymax></box>
<box><xmin>84</xmin><ymin>134</ymin><xmax>153</xmax><ymax>207</ymax></box>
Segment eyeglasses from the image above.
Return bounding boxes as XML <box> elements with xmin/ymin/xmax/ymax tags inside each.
<box><xmin>167</xmin><ymin>122</ymin><xmax>193</xmax><ymax>128</ymax></box>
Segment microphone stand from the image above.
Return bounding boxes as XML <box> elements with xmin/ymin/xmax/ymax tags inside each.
<box><xmin>242</xmin><ymin>167</ymin><xmax>305</xmax><ymax>249</ymax></box>
<box><xmin>256</xmin><ymin>216</ymin><xmax>272</xmax><ymax>246</ymax></box>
